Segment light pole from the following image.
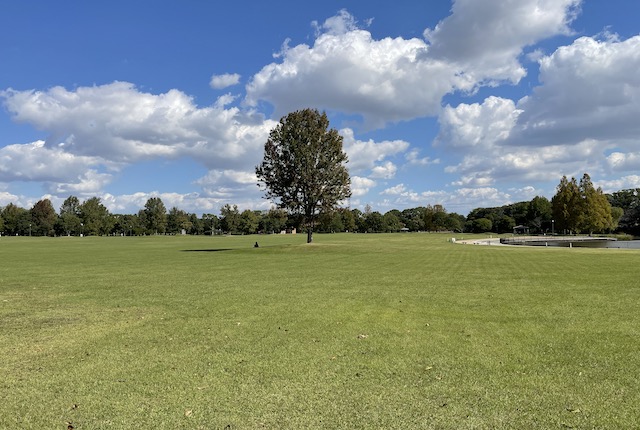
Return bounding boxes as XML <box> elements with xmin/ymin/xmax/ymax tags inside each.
<box><xmin>552</xmin><ymin>219</ymin><xmax>555</xmax><ymax>235</ymax></box>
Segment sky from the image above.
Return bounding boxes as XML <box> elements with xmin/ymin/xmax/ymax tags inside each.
<box><xmin>1</xmin><ymin>0</ymin><xmax>640</xmax><ymax>216</ymax></box>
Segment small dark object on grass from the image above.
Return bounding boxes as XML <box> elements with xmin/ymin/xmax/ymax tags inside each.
<box><xmin>254</xmin><ymin>242</ymin><xmax>259</xmax><ymax>248</ymax></box>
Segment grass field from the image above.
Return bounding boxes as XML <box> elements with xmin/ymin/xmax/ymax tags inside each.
<box><xmin>1</xmin><ymin>233</ymin><xmax>638</xmax><ymax>429</ymax></box>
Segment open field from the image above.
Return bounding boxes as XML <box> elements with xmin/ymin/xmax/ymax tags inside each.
<box><xmin>1</xmin><ymin>233</ymin><xmax>639</xmax><ymax>429</ymax></box>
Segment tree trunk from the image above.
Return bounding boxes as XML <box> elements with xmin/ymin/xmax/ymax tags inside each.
<box><xmin>307</xmin><ymin>228</ymin><xmax>313</xmax><ymax>243</ymax></box>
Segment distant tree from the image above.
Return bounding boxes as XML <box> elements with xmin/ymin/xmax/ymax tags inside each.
<box><xmin>508</xmin><ymin>201</ymin><xmax>530</xmax><ymax>227</ymax></box>
<box><xmin>259</xmin><ymin>208</ymin><xmax>288</xmax><ymax>234</ymax></box>
<box><xmin>167</xmin><ymin>207</ymin><xmax>192</xmax><ymax>234</ymax></box>
<box><xmin>2</xmin><ymin>203</ymin><xmax>30</xmax><ymax>235</ymax></box>
<box><xmin>256</xmin><ymin>108</ymin><xmax>351</xmax><ymax>243</ymax></box>
<box><xmin>494</xmin><ymin>215</ymin><xmax>516</xmax><ymax>233</ymax></box>
<box><xmin>527</xmin><ymin>196</ymin><xmax>552</xmax><ymax>233</ymax></box>
<box><xmin>468</xmin><ymin>218</ymin><xmax>493</xmax><ymax>233</ymax></box>
<box><xmin>220</xmin><ymin>204</ymin><xmax>240</xmax><ymax>234</ymax></box>
<box><xmin>578</xmin><ymin>173</ymin><xmax>612</xmax><ymax>234</ymax></box>
<box><xmin>317</xmin><ymin>210</ymin><xmax>344</xmax><ymax>233</ymax></box>
<box><xmin>383</xmin><ymin>211</ymin><xmax>403</xmax><ymax>232</ymax></box>
<box><xmin>365</xmin><ymin>211</ymin><xmax>384</xmax><ymax>233</ymax></box>
<box><xmin>609</xmin><ymin>189</ymin><xmax>640</xmax><ymax>235</ymax></box>
<box><xmin>445</xmin><ymin>213</ymin><xmax>465</xmax><ymax>232</ymax></box>
<box><xmin>423</xmin><ymin>204</ymin><xmax>448</xmax><ymax>231</ymax></box>
<box><xmin>339</xmin><ymin>208</ymin><xmax>356</xmax><ymax>232</ymax></box>
<box><xmin>400</xmin><ymin>207</ymin><xmax>426</xmax><ymax>231</ymax></box>
<box><xmin>610</xmin><ymin>206</ymin><xmax>624</xmax><ymax>232</ymax></box>
<box><xmin>30</xmin><ymin>199</ymin><xmax>57</xmax><ymax>236</ymax></box>
<box><xmin>111</xmin><ymin>214</ymin><xmax>140</xmax><ymax>236</ymax></box>
<box><xmin>551</xmin><ymin>173</ymin><xmax>613</xmax><ymax>234</ymax></box>
<box><xmin>201</xmin><ymin>213</ymin><xmax>218</xmax><ymax>235</ymax></box>
<box><xmin>351</xmin><ymin>208</ymin><xmax>366</xmax><ymax>233</ymax></box>
<box><xmin>59</xmin><ymin>195</ymin><xmax>82</xmax><ymax>236</ymax></box>
<box><xmin>239</xmin><ymin>210</ymin><xmax>260</xmax><ymax>235</ymax></box>
<box><xmin>143</xmin><ymin>197</ymin><xmax>167</xmax><ymax>234</ymax></box>
<box><xmin>552</xmin><ymin>175</ymin><xmax>581</xmax><ymax>234</ymax></box>
<box><xmin>79</xmin><ymin>197</ymin><xmax>112</xmax><ymax>236</ymax></box>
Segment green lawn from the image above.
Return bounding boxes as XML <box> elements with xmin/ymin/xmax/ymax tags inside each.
<box><xmin>1</xmin><ymin>233</ymin><xmax>638</xmax><ymax>429</ymax></box>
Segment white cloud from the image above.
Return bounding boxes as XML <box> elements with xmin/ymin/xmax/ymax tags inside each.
<box><xmin>1</xmin><ymin>83</ymin><xmax>277</xmax><ymax>192</ymax></box>
<box><xmin>437</xmin><ymin>96</ymin><xmax>521</xmax><ymax>149</ymax></box>
<box><xmin>341</xmin><ymin>128</ymin><xmax>409</xmax><ymax>173</ymax></box>
<box><xmin>210</xmin><ymin>73</ymin><xmax>241</xmax><ymax>89</ymax></box>
<box><xmin>194</xmin><ymin>169</ymin><xmax>259</xmax><ymax>198</ymax></box>
<box><xmin>351</xmin><ymin>176</ymin><xmax>376</xmax><ymax>197</ymax></box>
<box><xmin>245</xmin><ymin>4</ymin><xmax>580</xmax><ymax>127</ymax></box>
<box><xmin>435</xmin><ymin>33</ymin><xmax>640</xmax><ymax>194</ymax></box>
<box><xmin>1</xmin><ymin>83</ymin><xmax>275</xmax><ymax>170</ymax></box>
<box><xmin>50</xmin><ymin>170</ymin><xmax>114</xmax><ymax>195</ymax></box>
<box><xmin>514</xmin><ymin>35</ymin><xmax>640</xmax><ymax>146</ymax></box>
<box><xmin>0</xmin><ymin>140</ymin><xmax>112</xmax><ymax>188</ymax></box>
<box><xmin>424</xmin><ymin>0</ymin><xmax>581</xmax><ymax>85</ymax></box>
<box><xmin>0</xmin><ymin>190</ymin><xmax>21</xmax><ymax>207</ymax></box>
<box><xmin>370</xmin><ymin>161</ymin><xmax>397</xmax><ymax>179</ymax></box>
<box><xmin>596</xmin><ymin>175</ymin><xmax>640</xmax><ymax>192</ymax></box>
<box><xmin>98</xmin><ymin>190</ymin><xmax>270</xmax><ymax>215</ymax></box>
<box><xmin>607</xmin><ymin>152</ymin><xmax>640</xmax><ymax>172</ymax></box>
<box><xmin>380</xmin><ymin>183</ymin><xmax>407</xmax><ymax>196</ymax></box>
<box><xmin>405</xmin><ymin>149</ymin><xmax>439</xmax><ymax>166</ymax></box>
<box><xmin>312</xmin><ymin>9</ymin><xmax>360</xmax><ymax>36</ymax></box>
<box><xmin>378</xmin><ymin>183</ymin><xmax>516</xmax><ymax>214</ymax></box>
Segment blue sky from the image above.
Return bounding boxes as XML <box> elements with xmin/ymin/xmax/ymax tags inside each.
<box><xmin>2</xmin><ymin>0</ymin><xmax>640</xmax><ymax>216</ymax></box>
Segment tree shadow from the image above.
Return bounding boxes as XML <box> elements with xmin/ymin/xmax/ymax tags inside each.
<box><xmin>181</xmin><ymin>248</ymin><xmax>234</xmax><ymax>252</ymax></box>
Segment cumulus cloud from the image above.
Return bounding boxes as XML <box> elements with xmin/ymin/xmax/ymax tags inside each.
<box><xmin>437</xmin><ymin>96</ymin><xmax>521</xmax><ymax>149</ymax></box>
<box><xmin>351</xmin><ymin>176</ymin><xmax>376</xmax><ymax>197</ymax></box>
<box><xmin>0</xmin><ymin>140</ymin><xmax>115</xmax><ymax>196</ymax></box>
<box><xmin>378</xmin><ymin>183</ymin><xmax>516</xmax><ymax>213</ymax></box>
<box><xmin>380</xmin><ymin>183</ymin><xmax>407</xmax><ymax>196</ymax></box>
<box><xmin>424</xmin><ymin>0</ymin><xmax>581</xmax><ymax>85</ymax></box>
<box><xmin>514</xmin><ymin>35</ymin><xmax>640</xmax><ymax>146</ymax></box>
<box><xmin>436</xmin><ymin>33</ymin><xmax>640</xmax><ymax>192</ymax></box>
<box><xmin>195</xmin><ymin>169</ymin><xmax>260</xmax><ymax>198</ymax></box>
<box><xmin>370</xmin><ymin>161</ymin><xmax>397</xmax><ymax>179</ymax></box>
<box><xmin>0</xmin><ymin>83</ymin><xmax>278</xmax><ymax>202</ymax></box>
<box><xmin>0</xmin><ymin>190</ymin><xmax>21</xmax><ymax>207</ymax></box>
<box><xmin>607</xmin><ymin>152</ymin><xmax>640</xmax><ymax>172</ymax></box>
<box><xmin>341</xmin><ymin>128</ymin><xmax>409</xmax><ymax>173</ymax></box>
<box><xmin>596</xmin><ymin>175</ymin><xmax>640</xmax><ymax>192</ymax></box>
<box><xmin>210</xmin><ymin>73</ymin><xmax>241</xmax><ymax>89</ymax></box>
<box><xmin>0</xmin><ymin>140</ymin><xmax>107</xmax><ymax>183</ymax></box>
<box><xmin>1</xmin><ymin>82</ymin><xmax>275</xmax><ymax>170</ymax></box>
<box><xmin>405</xmin><ymin>149</ymin><xmax>439</xmax><ymax>166</ymax></box>
<box><xmin>246</xmin><ymin>3</ymin><xmax>580</xmax><ymax>127</ymax></box>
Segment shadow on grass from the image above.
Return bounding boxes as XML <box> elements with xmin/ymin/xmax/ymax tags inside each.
<box><xmin>181</xmin><ymin>248</ymin><xmax>234</xmax><ymax>252</ymax></box>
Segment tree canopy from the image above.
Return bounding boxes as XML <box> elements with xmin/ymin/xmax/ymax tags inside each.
<box><xmin>552</xmin><ymin>173</ymin><xmax>613</xmax><ymax>234</ymax></box>
<box><xmin>256</xmin><ymin>108</ymin><xmax>351</xmax><ymax>243</ymax></box>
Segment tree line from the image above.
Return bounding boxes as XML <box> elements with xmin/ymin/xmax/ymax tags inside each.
<box><xmin>465</xmin><ymin>173</ymin><xmax>639</xmax><ymax>236</ymax></box>
<box><xmin>0</xmin><ymin>196</ymin><xmax>466</xmax><ymax>237</ymax></box>
<box><xmin>1</xmin><ymin>175</ymin><xmax>639</xmax><ymax>238</ymax></box>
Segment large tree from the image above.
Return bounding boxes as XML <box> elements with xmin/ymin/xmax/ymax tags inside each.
<box><xmin>608</xmin><ymin>188</ymin><xmax>640</xmax><ymax>235</ymax></box>
<box><xmin>79</xmin><ymin>197</ymin><xmax>112</xmax><ymax>236</ymax></box>
<box><xmin>143</xmin><ymin>197</ymin><xmax>167</xmax><ymax>234</ymax></box>
<box><xmin>551</xmin><ymin>175</ymin><xmax>581</xmax><ymax>234</ymax></box>
<box><xmin>256</xmin><ymin>108</ymin><xmax>351</xmax><ymax>243</ymax></box>
<box><xmin>220</xmin><ymin>204</ymin><xmax>240</xmax><ymax>234</ymax></box>
<box><xmin>578</xmin><ymin>173</ymin><xmax>612</xmax><ymax>234</ymax></box>
<box><xmin>1</xmin><ymin>203</ymin><xmax>31</xmax><ymax>236</ymax></box>
<box><xmin>59</xmin><ymin>195</ymin><xmax>82</xmax><ymax>236</ymax></box>
<box><xmin>552</xmin><ymin>174</ymin><xmax>613</xmax><ymax>234</ymax></box>
<box><xmin>30</xmin><ymin>199</ymin><xmax>57</xmax><ymax>236</ymax></box>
